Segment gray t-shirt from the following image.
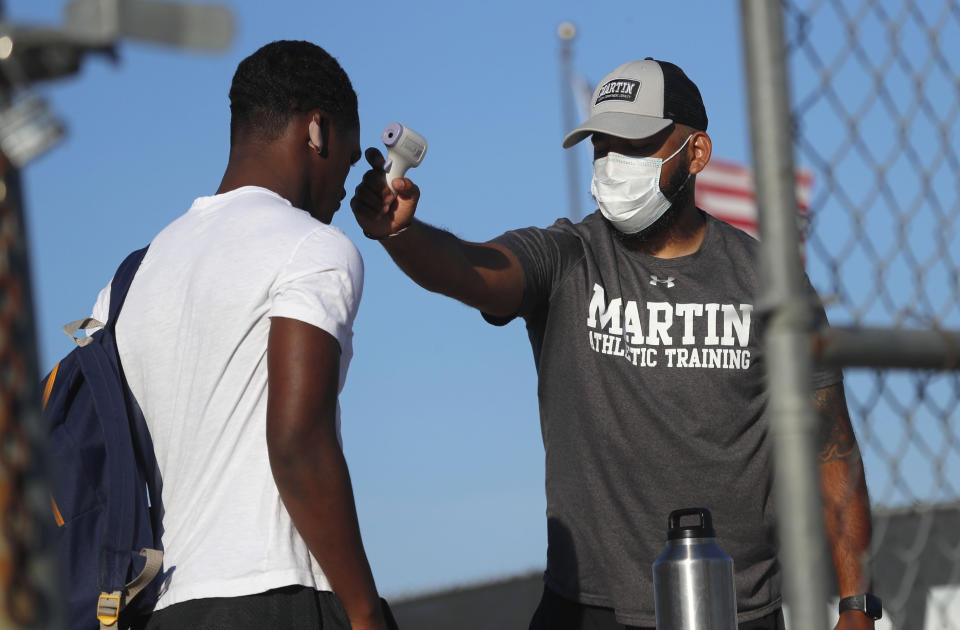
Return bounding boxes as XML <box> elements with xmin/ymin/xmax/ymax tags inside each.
<box><xmin>487</xmin><ymin>210</ymin><xmax>841</xmax><ymax>626</ymax></box>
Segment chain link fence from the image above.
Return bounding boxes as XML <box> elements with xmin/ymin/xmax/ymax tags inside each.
<box><xmin>772</xmin><ymin>0</ymin><xmax>959</xmax><ymax>628</ymax></box>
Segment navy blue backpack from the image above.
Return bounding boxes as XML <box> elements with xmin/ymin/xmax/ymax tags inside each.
<box><xmin>40</xmin><ymin>247</ymin><xmax>164</xmax><ymax>630</ymax></box>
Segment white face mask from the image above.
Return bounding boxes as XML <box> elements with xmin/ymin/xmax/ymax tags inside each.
<box><xmin>590</xmin><ymin>135</ymin><xmax>692</xmax><ymax>235</ymax></box>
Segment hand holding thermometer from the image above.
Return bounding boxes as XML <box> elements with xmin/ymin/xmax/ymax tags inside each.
<box><xmin>381</xmin><ymin>122</ymin><xmax>427</xmax><ymax>193</ymax></box>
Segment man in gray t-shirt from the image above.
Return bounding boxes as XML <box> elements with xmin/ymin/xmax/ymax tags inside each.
<box><xmin>483</xmin><ymin>210</ymin><xmax>836</xmax><ymax>627</ymax></box>
<box><xmin>351</xmin><ymin>58</ymin><xmax>876</xmax><ymax>630</ymax></box>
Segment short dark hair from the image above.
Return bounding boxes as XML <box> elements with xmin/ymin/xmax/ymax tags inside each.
<box><xmin>228</xmin><ymin>40</ymin><xmax>359</xmax><ymax>144</ymax></box>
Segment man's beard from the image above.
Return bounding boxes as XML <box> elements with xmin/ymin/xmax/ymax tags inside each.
<box><xmin>619</xmin><ymin>156</ymin><xmax>693</xmax><ymax>244</ymax></box>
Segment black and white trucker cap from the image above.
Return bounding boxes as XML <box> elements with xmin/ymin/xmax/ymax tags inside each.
<box><xmin>562</xmin><ymin>58</ymin><xmax>708</xmax><ymax>149</ymax></box>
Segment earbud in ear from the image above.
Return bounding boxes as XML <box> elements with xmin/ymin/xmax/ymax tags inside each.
<box><xmin>308</xmin><ymin>117</ymin><xmax>324</xmax><ymax>155</ymax></box>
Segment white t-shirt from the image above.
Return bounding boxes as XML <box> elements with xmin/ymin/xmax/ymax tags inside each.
<box><xmin>90</xmin><ymin>186</ymin><xmax>364</xmax><ymax>610</ymax></box>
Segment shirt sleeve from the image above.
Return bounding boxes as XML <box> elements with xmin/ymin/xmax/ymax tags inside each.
<box><xmin>268</xmin><ymin>227</ymin><xmax>364</xmax><ymax>354</ymax></box>
<box><xmin>483</xmin><ymin>221</ymin><xmax>583</xmax><ymax>325</ymax></box>
<box><xmin>83</xmin><ymin>282</ymin><xmax>112</xmax><ymax>337</ymax></box>
<box><xmin>91</xmin><ymin>283</ymin><xmax>111</xmax><ymax>322</ymax></box>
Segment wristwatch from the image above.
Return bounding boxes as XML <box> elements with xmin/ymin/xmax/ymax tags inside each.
<box><xmin>838</xmin><ymin>593</ymin><xmax>883</xmax><ymax>620</ymax></box>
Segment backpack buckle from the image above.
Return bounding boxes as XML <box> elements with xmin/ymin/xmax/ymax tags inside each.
<box><xmin>97</xmin><ymin>592</ymin><xmax>122</xmax><ymax>626</ymax></box>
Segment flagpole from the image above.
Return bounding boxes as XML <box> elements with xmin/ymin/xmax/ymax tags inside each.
<box><xmin>557</xmin><ymin>22</ymin><xmax>583</xmax><ymax>222</ymax></box>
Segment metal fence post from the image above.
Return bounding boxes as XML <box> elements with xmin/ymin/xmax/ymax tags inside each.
<box><xmin>739</xmin><ymin>3</ymin><xmax>830</xmax><ymax>630</ymax></box>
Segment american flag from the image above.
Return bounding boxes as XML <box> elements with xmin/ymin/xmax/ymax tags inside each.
<box><xmin>695</xmin><ymin>158</ymin><xmax>814</xmax><ymax>238</ymax></box>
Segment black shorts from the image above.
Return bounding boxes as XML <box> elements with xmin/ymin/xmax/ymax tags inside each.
<box><xmin>528</xmin><ymin>586</ymin><xmax>785</xmax><ymax>630</ymax></box>
<box><xmin>129</xmin><ymin>585</ymin><xmax>351</xmax><ymax>630</ymax></box>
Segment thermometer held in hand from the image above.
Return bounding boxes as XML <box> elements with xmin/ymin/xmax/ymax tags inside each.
<box><xmin>381</xmin><ymin>122</ymin><xmax>427</xmax><ymax>193</ymax></box>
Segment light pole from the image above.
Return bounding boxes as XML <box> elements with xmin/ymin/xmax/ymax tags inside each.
<box><xmin>557</xmin><ymin>21</ymin><xmax>583</xmax><ymax>222</ymax></box>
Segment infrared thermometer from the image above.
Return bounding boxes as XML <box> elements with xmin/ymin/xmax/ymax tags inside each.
<box><xmin>381</xmin><ymin>122</ymin><xmax>427</xmax><ymax>193</ymax></box>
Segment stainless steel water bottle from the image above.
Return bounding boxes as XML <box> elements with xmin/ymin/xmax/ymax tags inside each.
<box><xmin>652</xmin><ymin>507</ymin><xmax>737</xmax><ymax>630</ymax></box>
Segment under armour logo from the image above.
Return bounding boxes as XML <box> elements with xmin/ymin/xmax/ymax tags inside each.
<box><xmin>650</xmin><ymin>275</ymin><xmax>675</xmax><ymax>288</ymax></box>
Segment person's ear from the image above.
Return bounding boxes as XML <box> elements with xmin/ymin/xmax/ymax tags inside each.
<box><xmin>687</xmin><ymin>131</ymin><xmax>712</xmax><ymax>175</ymax></box>
<box><xmin>307</xmin><ymin>115</ymin><xmax>329</xmax><ymax>158</ymax></box>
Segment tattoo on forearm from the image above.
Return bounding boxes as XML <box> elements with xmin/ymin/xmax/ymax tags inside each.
<box><xmin>815</xmin><ymin>386</ymin><xmax>858</xmax><ymax>463</ymax></box>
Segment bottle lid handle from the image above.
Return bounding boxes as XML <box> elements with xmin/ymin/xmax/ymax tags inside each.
<box><xmin>667</xmin><ymin>507</ymin><xmax>716</xmax><ymax>540</ymax></box>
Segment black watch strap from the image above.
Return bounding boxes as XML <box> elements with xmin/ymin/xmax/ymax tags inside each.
<box><xmin>838</xmin><ymin>593</ymin><xmax>883</xmax><ymax>620</ymax></box>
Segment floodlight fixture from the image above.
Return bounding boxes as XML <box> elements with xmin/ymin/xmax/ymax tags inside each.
<box><xmin>0</xmin><ymin>95</ymin><xmax>65</xmax><ymax>167</ymax></box>
<box><xmin>557</xmin><ymin>22</ymin><xmax>576</xmax><ymax>41</ymax></box>
<box><xmin>65</xmin><ymin>0</ymin><xmax>234</xmax><ymax>50</ymax></box>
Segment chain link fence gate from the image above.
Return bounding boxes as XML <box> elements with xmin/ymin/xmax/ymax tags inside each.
<box><xmin>742</xmin><ymin>1</ymin><xmax>960</xmax><ymax>629</ymax></box>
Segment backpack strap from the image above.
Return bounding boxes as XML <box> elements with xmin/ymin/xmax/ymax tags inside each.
<box><xmin>62</xmin><ymin>247</ymin><xmax>149</xmax><ymax>347</ymax></box>
<box><xmin>123</xmin><ymin>548</ymin><xmax>164</xmax><ymax>606</ymax></box>
<box><xmin>106</xmin><ymin>247</ymin><xmax>165</xmax><ymax>617</ymax></box>
<box><xmin>106</xmin><ymin>247</ymin><xmax>149</xmax><ymax>329</ymax></box>
<box><xmin>62</xmin><ymin>318</ymin><xmax>105</xmax><ymax>347</ymax></box>
<box><xmin>97</xmin><ymin>548</ymin><xmax>163</xmax><ymax>628</ymax></box>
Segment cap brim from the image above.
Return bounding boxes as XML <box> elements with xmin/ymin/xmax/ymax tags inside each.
<box><xmin>562</xmin><ymin>112</ymin><xmax>673</xmax><ymax>149</ymax></box>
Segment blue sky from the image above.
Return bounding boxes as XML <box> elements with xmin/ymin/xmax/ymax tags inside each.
<box><xmin>8</xmin><ymin>0</ymin><xmax>957</xmax><ymax>600</ymax></box>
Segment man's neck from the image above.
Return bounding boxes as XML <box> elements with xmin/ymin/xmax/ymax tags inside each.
<box><xmin>620</xmin><ymin>203</ymin><xmax>707</xmax><ymax>258</ymax></box>
<box><xmin>217</xmin><ymin>143</ymin><xmax>303</xmax><ymax>207</ymax></box>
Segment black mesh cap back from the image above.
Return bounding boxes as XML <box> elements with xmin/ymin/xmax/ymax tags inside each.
<box><xmin>650</xmin><ymin>58</ymin><xmax>708</xmax><ymax>131</ymax></box>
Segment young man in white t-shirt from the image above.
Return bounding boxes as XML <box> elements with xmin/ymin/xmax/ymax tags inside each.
<box><xmin>91</xmin><ymin>41</ymin><xmax>396</xmax><ymax>630</ymax></box>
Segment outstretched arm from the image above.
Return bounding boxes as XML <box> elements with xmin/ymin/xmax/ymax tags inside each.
<box><xmin>267</xmin><ymin>317</ymin><xmax>387</xmax><ymax>630</ymax></box>
<box><xmin>350</xmin><ymin>148</ymin><xmax>523</xmax><ymax>317</ymax></box>
<box><xmin>815</xmin><ymin>383</ymin><xmax>875</xmax><ymax>630</ymax></box>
